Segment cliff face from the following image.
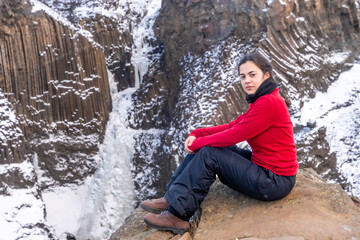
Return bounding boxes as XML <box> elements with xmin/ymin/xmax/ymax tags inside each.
<box><xmin>80</xmin><ymin>13</ymin><xmax>135</xmax><ymax>91</ymax></box>
<box><xmin>129</xmin><ymin>0</ymin><xmax>360</xmax><ymax>201</ymax></box>
<box><xmin>0</xmin><ymin>0</ymin><xmax>111</xmax><ymax>189</ymax></box>
<box><xmin>110</xmin><ymin>168</ymin><xmax>360</xmax><ymax>240</ymax></box>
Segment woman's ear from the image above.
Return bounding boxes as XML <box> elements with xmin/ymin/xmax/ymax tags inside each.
<box><xmin>265</xmin><ymin>72</ymin><xmax>270</xmax><ymax>79</ymax></box>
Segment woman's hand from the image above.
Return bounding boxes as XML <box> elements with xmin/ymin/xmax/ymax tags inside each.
<box><xmin>184</xmin><ymin>136</ymin><xmax>196</xmax><ymax>154</ymax></box>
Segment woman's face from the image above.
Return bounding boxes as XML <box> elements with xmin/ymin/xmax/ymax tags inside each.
<box><xmin>239</xmin><ymin>61</ymin><xmax>270</xmax><ymax>95</ymax></box>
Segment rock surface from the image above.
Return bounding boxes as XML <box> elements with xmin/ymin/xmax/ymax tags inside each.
<box><xmin>111</xmin><ymin>168</ymin><xmax>360</xmax><ymax>240</ymax></box>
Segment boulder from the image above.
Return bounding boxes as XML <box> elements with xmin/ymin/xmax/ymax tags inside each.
<box><xmin>110</xmin><ymin>168</ymin><xmax>360</xmax><ymax>239</ymax></box>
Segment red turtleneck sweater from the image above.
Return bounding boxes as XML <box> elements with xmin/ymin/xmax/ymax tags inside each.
<box><xmin>188</xmin><ymin>89</ymin><xmax>298</xmax><ymax>176</ymax></box>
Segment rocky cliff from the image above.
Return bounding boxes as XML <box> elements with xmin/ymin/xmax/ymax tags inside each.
<box><xmin>110</xmin><ymin>168</ymin><xmax>360</xmax><ymax>239</ymax></box>
<box><xmin>129</xmin><ymin>0</ymin><xmax>360</xmax><ymax>201</ymax></box>
<box><xmin>0</xmin><ymin>0</ymin><xmax>112</xmax><ymax>190</ymax></box>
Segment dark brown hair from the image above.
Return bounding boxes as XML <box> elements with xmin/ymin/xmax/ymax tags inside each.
<box><xmin>237</xmin><ymin>53</ymin><xmax>273</xmax><ymax>80</ymax></box>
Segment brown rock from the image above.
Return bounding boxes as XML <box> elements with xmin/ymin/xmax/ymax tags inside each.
<box><xmin>195</xmin><ymin>168</ymin><xmax>360</xmax><ymax>240</ymax></box>
<box><xmin>111</xmin><ymin>168</ymin><xmax>360</xmax><ymax>240</ymax></box>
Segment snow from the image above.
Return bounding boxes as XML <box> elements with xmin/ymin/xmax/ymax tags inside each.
<box><xmin>42</xmin><ymin>178</ymin><xmax>93</xmax><ymax>239</ymax></box>
<box><xmin>29</xmin><ymin>0</ymin><xmax>97</xmax><ymax>46</ymax></box>
<box><xmin>0</xmin><ymin>189</ymin><xmax>46</xmax><ymax>240</ymax></box>
<box><xmin>298</xmin><ymin>63</ymin><xmax>360</xmax><ymax>197</ymax></box>
<box><xmin>0</xmin><ymin>160</ymin><xmax>55</xmax><ymax>240</ymax></box>
<box><xmin>325</xmin><ymin>51</ymin><xmax>351</xmax><ymax>65</ymax></box>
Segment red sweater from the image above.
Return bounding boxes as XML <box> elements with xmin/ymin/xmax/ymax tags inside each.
<box><xmin>188</xmin><ymin>89</ymin><xmax>298</xmax><ymax>176</ymax></box>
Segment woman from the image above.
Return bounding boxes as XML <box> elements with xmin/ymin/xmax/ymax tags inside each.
<box><xmin>140</xmin><ymin>53</ymin><xmax>298</xmax><ymax>234</ymax></box>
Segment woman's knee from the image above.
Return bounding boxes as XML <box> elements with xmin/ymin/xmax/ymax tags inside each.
<box><xmin>196</xmin><ymin>146</ymin><xmax>219</xmax><ymax>158</ymax></box>
<box><xmin>196</xmin><ymin>146</ymin><xmax>221</xmax><ymax>167</ymax></box>
<box><xmin>199</xmin><ymin>146</ymin><xmax>227</xmax><ymax>155</ymax></box>
<box><xmin>198</xmin><ymin>146</ymin><xmax>214</xmax><ymax>152</ymax></box>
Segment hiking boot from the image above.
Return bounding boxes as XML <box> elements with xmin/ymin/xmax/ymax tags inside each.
<box><xmin>144</xmin><ymin>211</ymin><xmax>190</xmax><ymax>234</ymax></box>
<box><xmin>140</xmin><ymin>197</ymin><xmax>169</xmax><ymax>214</ymax></box>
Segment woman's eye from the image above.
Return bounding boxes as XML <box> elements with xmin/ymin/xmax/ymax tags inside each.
<box><xmin>250</xmin><ymin>74</ymin><xmax>255</xmax><ymax>77</ymax></box>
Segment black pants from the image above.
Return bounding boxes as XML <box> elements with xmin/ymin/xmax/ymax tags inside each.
<box><xmin>164</xmin><ymin>145</ymin><xmax>296</xmax><ymax>221</ymax></box>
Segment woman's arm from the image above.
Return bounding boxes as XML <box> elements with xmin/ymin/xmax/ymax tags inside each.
<box><xmin>185</xmin><ymin>117</ymin><xmax>241</xmax><ymax>154</ymax></box>
<box><xmin>188</xmin><ymin>97</ymin><xmax>273</xmax><ymax>152</ymax></box>
<box><xmin>189</xmin><ymin>114</ymin><xmax>245</xmax><ymax>138</ymax></box>
<box><xmin>189</xmin><ymin>123</ymin><xmax>230</xmax><ymax>138</ymax></box>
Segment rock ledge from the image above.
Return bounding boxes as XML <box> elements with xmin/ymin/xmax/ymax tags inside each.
<box><xmin>111</xmin><ymin>168</ymin><xmax>360</xmax><ymax>240</ymax></box>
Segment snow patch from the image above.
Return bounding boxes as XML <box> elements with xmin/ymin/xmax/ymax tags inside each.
<box><xmin>0</xmin><ymin>160</ymin><xmax>55</xmax><ymax>240</ymax></box>
<box><xmin>42</xmin><ymin>178</ymin><xmax>93</xmax><ymax>239</ymax></box>
<box><xmin>325</xmin><ymin>51</ymin><xmax>351</xmax><ymax>65</ymax></box>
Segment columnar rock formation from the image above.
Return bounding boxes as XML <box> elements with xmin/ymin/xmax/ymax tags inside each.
<box><xmin>81</xmin><ymin>15</ymin><xmax>135</xmax><ymax>91</ymax></box>
<box><xmin>0</xmin><ymin>0</ymin><xmax>111</xmax><ymax>189</ymax></box>
<box><xmin>0</xmin><ymin>0</ymin><xmax>148</xmax><ymax>238</ymax></box>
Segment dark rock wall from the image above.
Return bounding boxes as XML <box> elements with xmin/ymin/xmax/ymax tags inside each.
<box><xmin>157</xmin><ymin>0</ymin><xmax>266</xmax><ymax>66</ymax></box>
<box><xmin>81</xmin><ymin>15</ymin><xmax>135</xmax><ymax>91</ymax></box>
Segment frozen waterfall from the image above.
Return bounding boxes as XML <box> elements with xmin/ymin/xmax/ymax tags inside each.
<box><xmin>39</xmin><ymin>0</ymin><xmax>162</xmax><ymax>239</ymax></box>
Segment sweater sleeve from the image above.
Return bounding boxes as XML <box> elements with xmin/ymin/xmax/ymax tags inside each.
<box><xmin>188</xmin><ymin>97</ymin><xmax>273</xmax><ymax>152</ymax></box>
<box><xmin>189</xmin><ymin>123</ymin><xmax>231</xmax><ymax>138</ymax></box>
<box><xmin>189</xmin><ymin>115</ymin><xmax>245</xmax><ymax>138</ymax></box>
